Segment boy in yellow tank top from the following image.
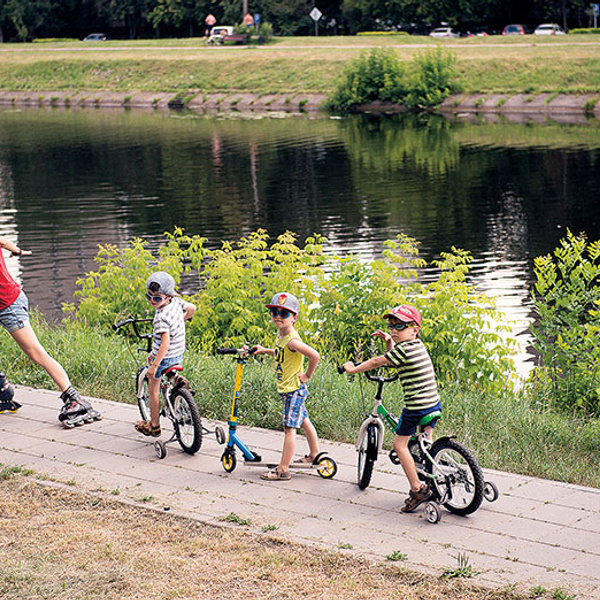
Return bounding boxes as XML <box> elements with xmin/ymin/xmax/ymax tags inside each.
<box><xmin>252</xmin><ymin>292</ymin><xmax>320</xmax><ymax>481</ymax></box>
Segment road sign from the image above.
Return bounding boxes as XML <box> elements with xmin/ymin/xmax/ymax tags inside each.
<box><xmin>310</xmin><ymin>7</ymin><xmax>322</xmax><ymax>21</ymax></box>
<box><xmin>594</xmin><ymin>3</ymin><xmax>600</xmax><ymax>15</ymax></box>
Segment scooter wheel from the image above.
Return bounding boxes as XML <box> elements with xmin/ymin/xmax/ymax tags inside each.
<box><xmin>316</xmin><ymin>455</ymin><xmax>337</xmax><ymax>479</ymax></box>
<box><xmin>483</xmin><ymin>481</ymin><xmax>499</xmax><ymax>502</ymax></box>
<box><xmin>425</xmin><ymin>501</ymin><xmax>442</xmax><ymax>524</ymax></box>
<box><xmin>221</xmin><ymin>450</ymin><xmax>237</xmax><ymax>473</ymax></box>
<box><xmin>215</xmin><ymin>426</ymin><xmax>226</xmax><ymax>445</ymax></box>
<box><xmin>154</xmin><ymin>440</ymin><xmax>167</xmax><ymax>460</ymax></box>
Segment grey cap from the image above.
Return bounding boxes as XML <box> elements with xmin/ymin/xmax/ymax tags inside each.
<box><xmin>146</xmin><ymin>271</ymin><xmax>177</xmax><ymax>296</ymax></box>
<box><xmin>266</xmin><ymin>292</ymin><xmax>300</xmax><ymax>315</ymax></box>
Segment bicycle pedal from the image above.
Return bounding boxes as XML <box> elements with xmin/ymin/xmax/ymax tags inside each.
<box><xmin>389</xmin><ymin>450</ymin><xmax>400</xmax><ymax>465</ymax></box>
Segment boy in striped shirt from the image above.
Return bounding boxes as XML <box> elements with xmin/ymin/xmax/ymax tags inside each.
<box><xmin>342</xmin><ymin>304</ymin><xmax>441</xmax><ymax>513</ymax></box>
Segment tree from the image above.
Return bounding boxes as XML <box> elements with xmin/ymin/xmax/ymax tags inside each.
<box><xmin>0</xmin><ymin>0</ymin><xmax>58</xmax><ymax>41</ymax></box>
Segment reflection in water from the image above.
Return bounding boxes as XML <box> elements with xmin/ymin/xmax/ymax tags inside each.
<box><xmin>1</xmin><ymin>108</ymin><xmax>600</xmax><ymax>375</ymax></box>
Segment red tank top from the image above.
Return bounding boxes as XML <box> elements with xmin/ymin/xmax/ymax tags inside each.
<box><xmin>0</xmin><ymin>251</ymin><xmax>21</xmax><ymax>310</ymax></box>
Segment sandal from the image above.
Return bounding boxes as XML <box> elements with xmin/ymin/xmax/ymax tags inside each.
<box><xmin>293</xmin><ymin>454</ymin><xmax>316</xmax><ymax>464</ymax></box>
<box><xmin>260</xmin><ymin>468</ymin><xmax>291</xmax><ymax>481</ymax></box>
<box><xmin>134</xmin><ymin>420</ymin><xmax>161</xmax><ymax>437</ymax></box>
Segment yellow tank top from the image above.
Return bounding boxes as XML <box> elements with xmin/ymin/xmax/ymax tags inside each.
<box><xmin>274</xmin><ymin>331</ymin><xmax>303</xmax><ymax>394</ymax></box>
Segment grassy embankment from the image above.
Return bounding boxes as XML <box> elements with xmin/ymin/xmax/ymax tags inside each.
<box><xmin>0</xmin><ymin>35</ymin><xmax>600</xmax><ymax>96</ymax></box>
<box><xmin>3</xmin><ymin>313</ymin><xmax>600</xmax><ymax>489</ymax></box>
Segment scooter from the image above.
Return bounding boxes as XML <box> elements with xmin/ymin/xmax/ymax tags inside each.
<box><xmin>216</xmin><ymin>347</ymin><xmax>337</xmax><ymax>479</ymax></box>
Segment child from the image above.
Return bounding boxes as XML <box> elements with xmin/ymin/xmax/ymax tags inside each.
<box><xmin>134</xmin><ymin>271</ymin><xmax>196</xmax><ymax>437</ymax></box>
<box><xmin>0</xmin><ymin>236</ymin><xmax>101</xmax><ymax>427</ymax></box>
<box><xmin>342</xmin><ymin>304</ymin><xmax>441</xmax><ymax>513</ymax></box>
<box><xmin>252</xmin><ymin>292</ymin><xmax>320</xmax><ymax>481</ymax></box>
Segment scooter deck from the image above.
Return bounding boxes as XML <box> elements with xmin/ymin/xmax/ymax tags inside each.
<box><xmin>243</xmin><ymin>460</ymin><xmax>317</xmax><ymax>470</ymax></box>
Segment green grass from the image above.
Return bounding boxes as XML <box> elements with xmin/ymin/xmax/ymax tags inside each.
<box><xmin>0</xmin><ymin>36</ymin><xmax>600</xmax><ymax>95</ymax></box>
<box><xmin>4</xmin><ymin>313</ymin><xmax>600</xmax><ymax>488</ymax></box>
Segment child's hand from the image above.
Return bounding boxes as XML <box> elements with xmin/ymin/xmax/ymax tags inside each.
<box><xmin>251</xmin><ymin>344</ymin><xmax>266</xmax><ymax>355</ymax></box>
<box><xmin>147</xmin><ymin>364</ymin><xmax>157</xmax><ymax>379</ymax></box>
<box><xmin>298</xmin><ymin>372</ymin><xmax>310</xmax><ymax>384</ymax></box>
<box><xmin>341</xmin><ymin>361</ymin><xmax>356</xmax><ymax>374</ymax></box>
<box><xmin>371</xmin><ymin>329</ymin><xmax>391</xmax><ymax>343</ymax></box>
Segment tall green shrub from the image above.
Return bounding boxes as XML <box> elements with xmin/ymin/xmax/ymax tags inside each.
<box><xmin>69</xmin><ymin>228</ymin><xmax>516</xmax><ymax>396</ymax></box>
<box><xmin>529</xmin><ymin>230</ymin><xmax>600</xmax><ymax>415</ymax></box>
<box><xmin>327</xmin><ymin>47</ymin><xmax>407</xmax><ymax>113</ymax></box>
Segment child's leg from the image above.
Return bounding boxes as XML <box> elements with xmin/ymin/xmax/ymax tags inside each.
<box><xmin>11</xmin><ymin>325</ymin><xmax>71</xmax><ymax>391</ymax></box>
<box><xmin>300</xmin><ymin>417</ymin><xmax>319</xmax><ymax>458</ymax></box>
<box><xmin>279</xmin><ymin>426</ymin><xmax>297</xmax><ymax>473</ymax></box>
<box><xmin>147</xmin><ymin>377</ymin><xmax>161</xmax><ymax>428</ymax></box>
<box><xmin>393</xmin><ymin>434</ymin><xmax>422</xmax><ymax>493</ymax></box>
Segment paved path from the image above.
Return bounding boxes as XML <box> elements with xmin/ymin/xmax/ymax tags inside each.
<box><xmin>1</xmin><ymin>387</ymin><xmax>599</xmax><ymax>599</ymax></box>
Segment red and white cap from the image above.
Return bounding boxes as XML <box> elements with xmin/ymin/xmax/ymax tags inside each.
<box><xmin>266</xmin><ymin>292</ymin><xmax>300</xmax><ymax>315</ymax></box>
<box><xmin>383</xmin><ymin>304</ymin><xmax>422</xmax><ymax>326</ymax></box>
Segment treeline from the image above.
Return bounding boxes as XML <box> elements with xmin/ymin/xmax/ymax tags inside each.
<box><xmin>0</xmin><ymin>0</ymin><xmax>595</xmax><ymax>42</ymax></box>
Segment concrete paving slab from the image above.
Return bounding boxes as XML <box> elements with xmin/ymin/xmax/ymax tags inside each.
<box><xmin>1</xmin><ymin>385</ymin><xmax>599</xmax><ymax>599</ymax></box>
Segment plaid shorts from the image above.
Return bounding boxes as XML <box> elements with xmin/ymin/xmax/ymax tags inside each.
<box><xmin>280</xmin><ymin>384</ymin><xmax>309</xmax><ymax>428</ymax></box>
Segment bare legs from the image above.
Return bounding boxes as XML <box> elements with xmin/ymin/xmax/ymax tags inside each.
<box><xmin>10</xmin><ymin>324</ymin><xmax>71</xmax><ymax>391</ymax></box>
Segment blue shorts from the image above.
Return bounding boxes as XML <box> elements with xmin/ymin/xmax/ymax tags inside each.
<box><xmin>395</xmin><ymin>402</ymin><xmax>442</xmax><ymax>437</ymax></box>
<box><xmin>153</xmin><ymin>355</ymin><xmax>183</xmax><ymax>379</ymax></box>
<box><xmin>280</xmin><ymin>384</ymin><xmax>309</xmax><ymax>429</ymax></box>
<box><xmin>0</xmin><ymin>291</ymin><xmax>30</xmax><ymax>333</ymax></box>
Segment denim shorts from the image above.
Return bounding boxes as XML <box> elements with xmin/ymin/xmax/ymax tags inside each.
<box><xmin>153</xmin><ymin>355</ymin><xmax>183</xmax><ymax>379</ymax></box>
<box><xmin>395</xmin><ymin>401</ymin><xmax>442</xmax><ymax>437</ymax></box>
<box><xmin>0</xmin><ymin>291</ymin><xmax>30</xmax><ymax>333</ymax></box>
<box><xmin>280</xmin><ymin>384</ymin><xmax>309</xmax><ymax>428</ymax></box>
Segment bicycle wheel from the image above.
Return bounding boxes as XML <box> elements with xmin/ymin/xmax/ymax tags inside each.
<box><xmin>357</xmin><ymin>423</ymin><xmax>378</xmax><ymax>490</ymax></box>
<box><xmin>137</xmin><ymin>367</ymin><xmax>151</xmax><ymax>422</ymax></box>
<box><xmin>426</xmin><ymin>438</ymin><xmax>484</xmax><ymax>516</ymax></box>
<box><xmin>170</xmin><ymin>388</ymin><xmax>203</xmax><ymax>455</ymax></box>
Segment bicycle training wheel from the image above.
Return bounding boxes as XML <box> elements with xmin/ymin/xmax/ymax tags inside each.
<box><xmin>357</xmin><ymin>423</ymin><xmax>378</xmax><ymax>490</ymax></box>
<box><xmin>171</xmin><ymin>388</ymin><xmax>203</xmax><ymax>455</ymax></box>
<box><xmin>137</xmin><ymin>366</ymin><xmax>151</xmax><ymax>422</ymax></box>
<box><xmin>426</xmin><ymin>438</ymin><xmax>484</xmax><ymax>516</ymax></box>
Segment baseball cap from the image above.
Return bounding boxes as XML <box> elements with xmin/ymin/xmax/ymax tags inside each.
<box><xmin>266</xmin><ymin>292</ymin><xmax>300</xmax><ymax>315</ymax></box>
<box><xmin>383</xmin><ymin>304</ymin><xmax>422</xmax><ymax>326</ymax></box>
<box><xmin>146</xmin><ymin>271</ymin><xmax>177</xmax><ymax>297</ymax></box>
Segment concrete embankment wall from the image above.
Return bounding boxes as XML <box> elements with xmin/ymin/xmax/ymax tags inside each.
<box><xmin>1</xmin><ymin>90</ymin><xmax>599</xmax><ymax>122</ymax></box>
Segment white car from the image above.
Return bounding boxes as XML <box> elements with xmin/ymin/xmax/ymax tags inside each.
<box><xmin>534</xmin><ymin>23</ymin><xmax>566</xmax><ymax>35</ymax></box>
<box><xmin>207</xmin><ymin>25</ymin><xmax>234</xmax><ymax>44</ymax></box>
<box><xmin>429</xmin><ymin>27</ymin><xmax>461</xmax><ymax>38</ymax></box>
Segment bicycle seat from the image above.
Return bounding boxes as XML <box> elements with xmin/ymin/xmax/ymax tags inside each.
<box><xmin>418</xmin><ymin>410</ymin><xmax>442</xmax><ymax>427</ymax></box>
<box><xmin>163</xmin><ymin>365</ymin><xmax>184</xmax><ymax>377</ymax></box>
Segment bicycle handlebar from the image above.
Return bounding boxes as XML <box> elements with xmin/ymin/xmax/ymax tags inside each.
<box><xmin>112</xmin><ymin>317</ymin><xmax>153</xmax><ymax>341</ymax></box>
<box><xmin>337</xmin><ymin>361</ymin><xmax>399</xmax><ymax>383</ymax></box>
<box><xmin>216</xmin><ymin>346</ymin><xmax>258</xmax><ymax>356</ymax></box>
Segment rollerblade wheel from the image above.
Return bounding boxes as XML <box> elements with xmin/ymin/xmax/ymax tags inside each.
<box><xmin>154</xmin><ymin>440</ymin><xmax>167</xmax><ymax>459</ymax></box>
<box><xmin>215</xmin><ymin>426</ymin><xmax>226</xmax><ymax>445</ymax></box>
<box><xmin>425</xmin><ymin>501</ymin><xmax>442</xmax><ymax>524</ymax></box>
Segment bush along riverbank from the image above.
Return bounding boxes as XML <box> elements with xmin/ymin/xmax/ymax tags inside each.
<box><xmin>4</xmin><ymin>228</ymin><xmax>600</xmax><ymax>488</ymax></box>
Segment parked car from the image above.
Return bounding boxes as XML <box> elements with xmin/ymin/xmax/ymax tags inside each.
<box><xmin>83</xmin><ymin>33</ymin><xmax>107</xmax><ymax>41</ymax></box>
<box><xmin>502</xmin><ymin>24</ymin><xmax>529</xmax><ymax>35</ymax></box>
<box><xmin>206</xmin><ymin>25</ymin><xmax>234</xmax><ymax>44</ymax></box>
<box><xmin>534</xmin><ymin>23</ymin><xmax>566</xmax><ymax>35</ymax></box>
<box><xmin>429</xmin><ymin>27</ymin><xmax>460</xmax><ymax>38</ymax></box>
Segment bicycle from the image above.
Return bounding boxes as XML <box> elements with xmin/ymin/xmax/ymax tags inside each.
<box><xmin>338</xmin><ymin>364</ymin><xmax>498</xmax><ymax>523</ymax></box>
<box><xmin>113</xmin><ymin>317</ymin><xmax>224</xmax><ymax>459</ymax></box>
<box><xmin>217</xmin><ymin>346</ymin><xmax>337</xmax><ymax>479</ymax></box>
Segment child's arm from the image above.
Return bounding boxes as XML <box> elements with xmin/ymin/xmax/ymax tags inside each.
<box><xmin>371</xmin><ymin>329</ymin><xmax>394</xmax><ymax>352</ymax></box>
<box><xmin>342</xmin><ymin>355</ymin><xmax>392</xmax><ymax>374</ymax></box>
<box><xmin>147</xmin><ymin>332</ymin><xmax>170</xmax><ymax>379</ymax></box>
<box><xmin>288</xmin><ymin>339</ymin><xmax>320</xmax><ymax>384</ymax></box>
<box><xmin>182</xmin><ymin>301</ymin><xmax>196</xmax><ymax>321</ymax></box>
<box><xmin>251</xmin><ymin>344</ymin><xmax>275</xmax><ymax>357</ymax></box>
<box><xmin>0</xmin><ymin>236</ymin><xmax>31</xmax><ymax>257</ymax></box>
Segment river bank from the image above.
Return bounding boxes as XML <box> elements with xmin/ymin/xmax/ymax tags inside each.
<box><xmin>1</xmin><ymin>89</ymin><xmax>599</xmax><ymax>122</ymax></box>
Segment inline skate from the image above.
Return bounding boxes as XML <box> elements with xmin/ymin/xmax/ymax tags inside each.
<box><xmin>58</xmin><ymin>386</ymin><xmax>102</xmax><ymax>428</ymax></box>
<box><xmin>0</xmin><ymin>372</ymin><xmax>21</xmax><ymax>413</ymax></box>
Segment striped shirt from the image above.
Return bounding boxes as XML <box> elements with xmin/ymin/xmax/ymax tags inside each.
<box><xmin>152</xmin><ymin>297</ymin><xmax>192</xmax><ymax>359</ymax></box>
<box><xmin>384</xmin><ymin>339</ymin><xmax>440</xmax><ymax>410</ymax></box>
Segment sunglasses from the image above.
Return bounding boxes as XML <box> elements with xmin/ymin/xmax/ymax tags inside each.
<box><xmin>269</xmin><ymin>308</ymin><xmax>292</xmax><ymax>319</ymax></box>
<box><xmin>388</xmin><ymin>322</ymin><xmax>415</xmax><ymax>331</ymax></box>
<box><xmin>145</xmin><ymin>291</ymin><xmax>166</xmax><ymax>303</ymax></box>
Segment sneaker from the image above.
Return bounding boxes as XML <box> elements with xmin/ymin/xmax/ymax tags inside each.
<box><xmin>401</xmin><ymin>484</ymin><xmax>433</xmax><ymax>513</ymax></box>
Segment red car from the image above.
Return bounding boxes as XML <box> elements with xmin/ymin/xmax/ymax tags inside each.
<box><xmin>502</xmin><ymin>24</ymin><xmax>529</xmax><ymax>35</ymax></box>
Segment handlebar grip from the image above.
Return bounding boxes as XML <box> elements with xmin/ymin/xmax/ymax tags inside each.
<box><xmin>216</xmin><ymin>348</ymin><xmax>239</xmax><ymax>355</ymax></box>
<box><xmin>113</xmin><ymin>319</ymin><xmax>131</xmax><ymax>331</ymax></box>
<box><xmin>337</xmin><ymin>365</ymin><xmax>346</xmax><ymax>374</ymax></box>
